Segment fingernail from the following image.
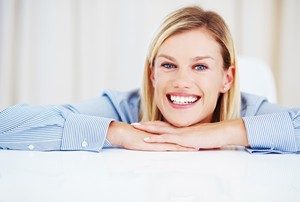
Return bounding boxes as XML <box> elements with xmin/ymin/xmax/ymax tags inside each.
<box><xmin>143</xmin><ymin>137</ymin><xmax>150</xmax><ymax>141</ymax></box>
<box><xmin>131</xmin><ymin>122</ymin><xmax>141</xmax><ymax>126</ymax></box>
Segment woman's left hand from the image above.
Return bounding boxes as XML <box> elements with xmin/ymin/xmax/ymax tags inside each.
<box><xmin>131</xmin><ymin>119</ymin><xmax>249</xmax><ymax>150</ymax></box>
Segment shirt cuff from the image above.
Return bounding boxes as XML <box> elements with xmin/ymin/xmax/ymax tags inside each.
<box><xmin>61</xmin><ymin>113</ymin><xmax>113</xmax><ymax>152</ymax></box>
<box><xmin>103</xmin><ymin>138</ymin><xmax>113</xmax><ymax>148</ymax></box>
<box><xmin>242</xmin><ymin>112</ymin><xmax>298</xmax><ymax>153</ymax></box>
<box><xmin>103</xmin><ymin>138</ymin><xmax>122</xmax><ymax>148</ymax></box>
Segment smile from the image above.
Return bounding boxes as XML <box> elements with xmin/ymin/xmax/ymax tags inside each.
<box><xmin>166</xmin><ymin>93</ymin><xmax>200</xmax><ymax>106</ymax></box>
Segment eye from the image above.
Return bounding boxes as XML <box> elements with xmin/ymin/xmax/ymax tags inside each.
<box><xmin>194</xmin><ymin>64</ymin><xmax>208</xmax><ymax>71</ymax></box>
<box><xmin>161</xmin><ymin>63</ymin><xmax>176</xmax><ymax>69</ymax></box>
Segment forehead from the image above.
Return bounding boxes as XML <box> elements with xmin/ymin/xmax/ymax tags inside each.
<box><xmin>157</xmin><ymin>28</ymin><xmax>222</xmax><ymax>59</ymax></box>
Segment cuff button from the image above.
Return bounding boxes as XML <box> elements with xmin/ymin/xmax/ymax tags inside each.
<box><xmin>28</xmin><ymin>144</ymin><xmax>35</xmax><ymax>150</ymax></box>
<box><xmin>81</xmin><ymin>140</ymin><xmax>88</xmax><ymax>148</ymax></box>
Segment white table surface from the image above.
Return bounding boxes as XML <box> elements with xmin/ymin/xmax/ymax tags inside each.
<box><xmin>0</xmin><ymin>148</ymin><xmax>299</xmax><ymax>202</ymax></box>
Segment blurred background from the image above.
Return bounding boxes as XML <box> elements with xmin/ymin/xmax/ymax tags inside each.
<box><xmin>0</xmin><ymin>0</ymin><xmax>299</xmax><ymax>109</ymax></box>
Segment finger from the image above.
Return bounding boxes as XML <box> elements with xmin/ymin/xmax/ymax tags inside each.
<box><xmin>125</xmin><ymin>140</ymin><xmax>195</xmax><ymax>152</ymax></box>
<box><xmin>143</xmin><ymin>134</ymin><xmax>180</xmax><ymax>144</ymax></box>
<box><xmin>131</xmin><ymin>121</ymin><xmax>173</xmax><ymax>128</ymax></box>
<box><xmin>131</xmin><ymin>123</ymin><xmax>175</xmax><ymax>134</ymax></box>
<box><xmin>143</xmin><ymin>142</ymin><xmax>196</xmax><ymax>152</ymax></box>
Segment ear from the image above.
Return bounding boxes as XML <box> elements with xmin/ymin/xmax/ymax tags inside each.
<box><xmin>220</xmin><ymin>65</ymin><xmax>235</xmax><ymax>93</ymax></box>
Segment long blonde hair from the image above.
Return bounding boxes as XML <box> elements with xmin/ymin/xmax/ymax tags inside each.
<box><xmin>141</xmin><ymin>6</ymin><xmax>240</xmax><ymax>122</ymax></box>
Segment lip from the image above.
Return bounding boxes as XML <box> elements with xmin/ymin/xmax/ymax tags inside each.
<box><xmin>166</xmin><ymin>92</ymin><xmax>201</xmax><ymax>109</ymax></box>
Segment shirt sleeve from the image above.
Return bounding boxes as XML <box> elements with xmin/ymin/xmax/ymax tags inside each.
<box><xmin>242</xmin><ymin>99</ymin><xmax>300</xmax><ymax>154</ymax></box>
<box><xmin>0</xmin><ymin>95</ymin><xmax>120</xmax><ymax>152</ymax></box>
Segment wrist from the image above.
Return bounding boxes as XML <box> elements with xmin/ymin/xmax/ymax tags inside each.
<box><xmin>107</xmin><ymin>121</ymin><xmax>123</xmax><ymax>147</ymax></box>
<box><xmin>223</xmin><ymin>119</ymin><xmax>249</xmax><ymax>147</ymax></box>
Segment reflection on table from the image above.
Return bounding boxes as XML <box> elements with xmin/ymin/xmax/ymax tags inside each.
<box><xmin>0</xmin><ymin>148</ymin><xmax>299</xmax><ymax>202</ymax></box>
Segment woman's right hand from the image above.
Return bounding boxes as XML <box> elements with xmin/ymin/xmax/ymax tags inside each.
<box><xmin>106</xmin><ymin>121</ymin><xmax>196</xmax><ymax>151</ymax></box>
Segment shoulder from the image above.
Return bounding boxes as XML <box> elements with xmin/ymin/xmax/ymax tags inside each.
<box><xmin>241</xmin><ymin>92</ymin><xmax>267</xmax><ymax>107</ymax></box>
<box><xmin>240</xmin><ymin>92</ymin><xmax>268</xmax><ymax>116</ymax></box>
<box><xmin>102</xmin><ymin>88</ymin><xmax>140</xmax><ymax>106</ymax></box>
<box><xmin>241</xmin><ymin>92</ymin><xmax>290</xmax><ymax>116</ymax></box>
<box><xmin>101</xmin><ymin>89</ymin><xmax>141</xmax><ymax>123</ymax></box>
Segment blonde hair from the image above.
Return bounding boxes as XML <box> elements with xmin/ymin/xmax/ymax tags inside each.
<box><xmin>141</xmin><ymin>6</ymin><xmax>240</xmax><ymax>122</ymax></box>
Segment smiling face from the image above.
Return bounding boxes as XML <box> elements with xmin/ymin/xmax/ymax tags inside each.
<box><xmin>151</xmin><ymin>28</ymin><xmax>234</xmax><ymax>127</ymax></box>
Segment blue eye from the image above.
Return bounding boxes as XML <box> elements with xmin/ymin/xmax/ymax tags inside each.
<box><xmin>161</xmin><ymin>63</ymin><xmax>176</xmax><ymax>69</ymax></box>
<box><xmin>194</xmin><ymin>64</ymin><xmax>207</xmax><ymax>71</ymax></box>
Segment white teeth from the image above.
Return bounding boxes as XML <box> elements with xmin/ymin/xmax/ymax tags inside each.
<box><xmin>170</xmin><ymin>95</ymin><xmax>198</xmax><ymax>104</ymax></box>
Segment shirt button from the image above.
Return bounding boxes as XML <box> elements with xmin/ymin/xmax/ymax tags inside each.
<box><xmin>28</xmin><ymin>144</ymin><xmax>35</xmax><ymax>150</ymax></box>
<box><xmin>81</xmin><ymin>140</ymin><xmax>88</xmax><ymax>148</ymax></box>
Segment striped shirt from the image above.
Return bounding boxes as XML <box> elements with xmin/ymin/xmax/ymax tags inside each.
<box><xmin>0</xmin><ymin>89</ymin><xmax>299</xmax><ymax>153</ymax></box>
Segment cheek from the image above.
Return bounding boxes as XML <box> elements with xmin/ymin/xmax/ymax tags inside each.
<box><xmin>195</xmin><ymin>76</ymin><xmax>223</xmax><ymax>109</ymax></box>
<box><xmin>152</xmin><ymin>72</ymin><xmax>171</xmax><ymax>91</ymax></box>
<box><xmin>152</xmin><ymin>74</ymin><xmax>173</xmax><ymax>113</ymax></box>
<box><xmin>199</xmin><ymin>73</ymin><xmax>224</xmax><ymax>93</ymax></box>
<box><xmin>152</xmin><ymin>76</ymin><xmax>167</xmax><ymax>105</ymax></box>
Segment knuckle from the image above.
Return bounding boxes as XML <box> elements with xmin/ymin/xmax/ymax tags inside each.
<box><xmin>155</xmin><ymin>136</ymin><xmax>164</xmax><ymax>142</ymax></box>
<box><xmin>150</xmin><ymin>125</ymin><xmax>157</xmax><ymax>131</ymax></box>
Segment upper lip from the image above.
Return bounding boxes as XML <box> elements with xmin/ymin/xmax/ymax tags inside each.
<box><xmin>166</xmin><ymin>92</ymin><xmax>200</xmax><ymax>97</ymax></box>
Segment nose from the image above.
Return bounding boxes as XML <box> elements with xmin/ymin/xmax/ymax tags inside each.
<box><xmin>172</xmin><ymin>68</ymin><xmax>193</xmax><ymax>89</ymax></box>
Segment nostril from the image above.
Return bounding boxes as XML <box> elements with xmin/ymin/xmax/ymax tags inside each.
<box><xmin>173</xmin><ymin>80</ymin><xmax>192</xmax><ymax>89</ymax></box>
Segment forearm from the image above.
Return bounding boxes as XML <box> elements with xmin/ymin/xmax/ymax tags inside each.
<box><xmin>220</xmin><ymin>119</ymin><xmax>249</xmax><ymax>147</ymax></box>
<box><xmin>106</xmin><ymin>121</ymin><xmax>127</xmax><ymax>147</ymax></box>
<box><xmin>0</xmin><ymin>104</ymin><xmax>113</xmax><ymax>152</ymax></box>
<box><xmin>242</xmin><ymin>111</ymin><xmax>299</xmax><ymax>153</ymax></box>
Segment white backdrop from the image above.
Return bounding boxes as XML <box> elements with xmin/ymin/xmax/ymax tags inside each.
<box><xmin>0</xmin><ymin>0</ymin><xmax>299</xmax><ymax>109</ymax></box>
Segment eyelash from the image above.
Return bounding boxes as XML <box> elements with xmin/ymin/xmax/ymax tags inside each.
<box><xmin>161</xmin><ymin>63</ymin><xmax>176</xmax><ymax>69</ymax></box>
<box><xmin>194</xmin><ymin>64</ymin><xmax>208</xmax><ymax>71</ymax></box>
<box><xmin>160</xmin><ymin>63</ymin><xmax>208</xmax><ymax>71</ymax></box>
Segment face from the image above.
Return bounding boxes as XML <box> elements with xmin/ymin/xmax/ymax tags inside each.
<box><xmin>151</xmin><ymin>28</ymin><xmax>234</xmax><ymax>127</ymax></box>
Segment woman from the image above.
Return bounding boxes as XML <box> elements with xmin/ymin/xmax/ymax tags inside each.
<box><xmin>0</xmin><ymin>6</ymin><xmax>299</xmax><ymax>153</ymax></box>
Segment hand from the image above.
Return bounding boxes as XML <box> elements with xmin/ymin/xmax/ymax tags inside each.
<box><xmin>106</xmin><ymin>121</ymin><xmax>196</xmax><ymax>151</ymax></box>
<box><xmin>131</xmin><ymin>119</ymin><xmax>249</xmax><ymax>150</ymax></box>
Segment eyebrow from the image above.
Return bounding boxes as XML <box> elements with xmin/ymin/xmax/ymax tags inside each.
<box><xmin>157</xmin><ymin>54</ymin><xmax>177</xmax><ymax>62</ymax></box>
<box><xmin>157</xmin><ymin>54</ymin><xmax>214</xmax><ymax>62</ymax></box>
<box><xmin>191</xmin><ymin>55</ymin><xmax>214</xmax><ymax>62</ymax></box>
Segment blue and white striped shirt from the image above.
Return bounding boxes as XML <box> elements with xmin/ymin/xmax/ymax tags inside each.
<box><xmin>0</xmin><ymin>89</ymin><xmax>299</xmax><ymax>153</ymax></box>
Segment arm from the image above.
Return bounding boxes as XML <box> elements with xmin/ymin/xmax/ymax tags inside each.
<box><xmin>242</xmin><ymin>109</ymin><xmax>300</xmax><ymax>154</ymax></box>
<box><xmin>0</xmin><ymin>103</ymin><xmax>113</xmax><ymax>151</ymax></box>
<box><xmin>0</xmin><ymin>90</ymin><xmax>194</xmax><ymax>152</ymax></box>
<box><xmin>239</xmin><ymin>94</ymin><xmax>300</xmax><ymax>153</ymax></box>
<box><xmin>131</xmin><ymin>119</ymin><xmax>248</xmax><ymax>150</ymax></box>
<box><xmin>132</xmin><ymin>98</ymin><xmax>300</xmax><ymax>153</ymax></box>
